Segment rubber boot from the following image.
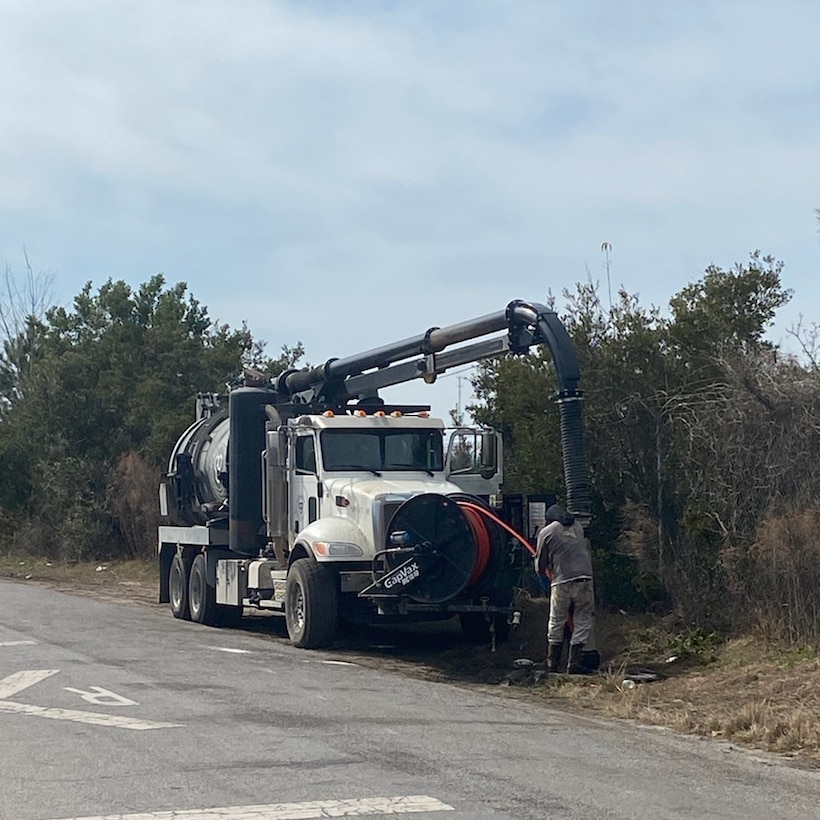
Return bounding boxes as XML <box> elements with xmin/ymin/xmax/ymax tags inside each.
<box><xmin>547</xmin><ymin>643</ymin><xmax>563</xmax><ymax>673</ymax></box>
<box><xmin>567</xmin><ymin>643</ymin><xmax>585</xmax><ymax>674</ymax></box>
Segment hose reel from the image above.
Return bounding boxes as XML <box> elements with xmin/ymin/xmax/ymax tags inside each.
<box><xmin>365</xmin><ymin>493</ymin><xmax>507</xmax><ymax>604</ymax></box>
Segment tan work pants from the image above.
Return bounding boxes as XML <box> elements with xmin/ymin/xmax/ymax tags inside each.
<box><xmin>548</xmin><ymin>578</ymin><xmax>595</xmax><ymax>646</ymax></box>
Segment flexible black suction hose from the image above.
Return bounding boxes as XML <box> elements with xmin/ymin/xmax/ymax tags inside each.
<box><xmin>557</xmin><ymin>393</ymin><xmax>590</xmax><ymax>519</ymax></box>
<box><xmin>513</xmin><ymin>301</ymin><xmax>591</xmax><ymax>521</ymax></box>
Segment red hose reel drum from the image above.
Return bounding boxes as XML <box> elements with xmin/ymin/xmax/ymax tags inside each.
<box><xmin>382</xmin><ymin>493</ymin><xmax>500</xmax><ymax>604</ymax></box>
<box><xmin>458</xmin><ymin>502</ymin><xmax>493</xmax><ymax>586</ymax></box>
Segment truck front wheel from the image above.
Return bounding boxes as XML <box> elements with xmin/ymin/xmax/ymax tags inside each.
<box><xmin>169</xmin><ymin>553</ymin><xmax>191</xmax><ymax>620</ymax></box>
<box><xmin>285</xmin><ymin>558</ymin><xmax>338</xmax><ymax>649</ymax></box>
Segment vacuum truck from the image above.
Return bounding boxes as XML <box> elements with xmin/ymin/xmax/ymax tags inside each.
<box><xmin>157</xmin><ymin>299</ymin><xmax>590</xmax><ymax>648</ymax></box>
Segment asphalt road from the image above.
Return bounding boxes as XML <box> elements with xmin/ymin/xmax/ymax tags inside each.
<box><xmin>1</xmin><ymin>580</ymin><xmax>817</xmax><ymax>820</ymax></box>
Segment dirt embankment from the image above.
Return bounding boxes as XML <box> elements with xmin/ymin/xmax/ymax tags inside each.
<box><xmin>2</xmin><ymin>556</ymin><xmax>818</xmax><ymax>768</ymax></box>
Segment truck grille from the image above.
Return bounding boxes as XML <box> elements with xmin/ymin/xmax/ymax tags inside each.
<box><xmin>375</xmin><ymin>499</ymin><xmax>405</xmax><ymax>549</ymax></box>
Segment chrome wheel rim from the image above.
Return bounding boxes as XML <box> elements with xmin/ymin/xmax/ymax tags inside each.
<box><xmin>292</xmin><ymin>583</ymin><xmax>305</xmax><ymax>630</ymax></box>
<box><xmin>170</xmin><ymin>562</ymin><xmax>183</xmax><ymax>610</ymax></box>
<box><xmin>190</xmin><ymin>569</ymin><xmax>202</xmax><ymax>615</ymax></box>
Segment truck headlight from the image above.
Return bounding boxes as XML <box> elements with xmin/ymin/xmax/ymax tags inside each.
<box><xmin>313</xmin><ymin>541</ymin><xmax>364</xmax><ymax>557</ymax></box>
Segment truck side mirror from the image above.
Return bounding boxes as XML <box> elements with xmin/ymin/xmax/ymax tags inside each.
<box><xmin>479</xmin><ymin>430</ymin><xmax>498</xmax><ymax>479</ymax></box>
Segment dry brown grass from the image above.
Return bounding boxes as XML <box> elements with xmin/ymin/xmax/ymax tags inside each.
<box><xmin>0</xmin><ymin>553</ymin><xmax>159</xmax><ymax>605</ymax></box>
<box><xmin>107</xmin><ymin>452</ymin><xmax>162</xmax><ymax>560</ymax></box>
<box><xmin>745</xmin><ymin>505</ymin><xmax>820</xmax><ymax>647</ymax></box>
<box><xmin>534</xmin><ymin>633</ymin><xmax>820</xmax><ymax>765</ymax></box>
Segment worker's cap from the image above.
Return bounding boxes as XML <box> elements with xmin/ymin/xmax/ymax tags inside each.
<box><xmin>546</xmin><ymin>504</ymin><xmax>575</xmax><ymax>526</ymax></box>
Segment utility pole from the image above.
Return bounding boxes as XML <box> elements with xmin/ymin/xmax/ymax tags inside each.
<box><xmin>601</xmin><ymin>241</ymin><xmax>613</xmax><ymax>312</ymax></box>
<box><xmin>457</xmin><ymin>375</ymin><xmax>463</xmax><ymax>419</ymax></box>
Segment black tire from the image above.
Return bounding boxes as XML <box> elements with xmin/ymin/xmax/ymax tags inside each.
<box><xmin>459</xmin><ymin>611</ymin><xmax>512</xmax><ymax>644</ymax></box>
<box><xmin>169</xmin><ymin>553</ymin><xmax>191</xmax><ymax>620</ymax></box>
<box><xmin>285</xmin><ymin>558</ymin><xmax>338</xmax><ymax>649</ymax></box>
<box><xmin>188</xmin><ymin>553</ymin><xmax>217</xmax><ymax>626</ymax></box>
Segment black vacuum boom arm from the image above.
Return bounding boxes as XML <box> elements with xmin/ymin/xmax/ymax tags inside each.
<box><xmin>277</xmin><ymin>300</ymin><xmax>580</xmax><ymax>399</ymax></box>
<box><xmin>275</xmin><ymin>299</ymin><xmax>590</xmax><ymax>518</ymax></box>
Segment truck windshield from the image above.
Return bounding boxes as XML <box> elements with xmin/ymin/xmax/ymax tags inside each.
<box><xmin>320</xmin><ymin>429</ymin><xmax>444</xmax><ymax>473</ymax></box>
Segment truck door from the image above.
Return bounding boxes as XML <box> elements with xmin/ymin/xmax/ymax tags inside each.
<box><xmin>290</xmin><ymin>432</ymin><xmax>323</xmax><ymax>536</ymax></box>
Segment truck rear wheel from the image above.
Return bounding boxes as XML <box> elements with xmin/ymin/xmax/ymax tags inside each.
<box><xmin>169</xmin><ymin>553</ymin><xmax>191</xmax><ymax>620</ymax></box>
<box><xmin>188</xmin><ymin>553</ymin><xmax>217</xmax><ymax>626</ymax></box>
<box><xmin>285</xmin><ymin>558</ymin><xmax>338</xmax><ymax>649</ymax></box>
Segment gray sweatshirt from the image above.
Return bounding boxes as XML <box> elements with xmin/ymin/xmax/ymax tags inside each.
<box><xmin>535</xmin><ymin>520</ymin><xmax>593</xmax><ymax>585</ymax></box>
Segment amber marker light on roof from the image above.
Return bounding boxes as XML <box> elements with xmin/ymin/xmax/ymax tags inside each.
<box><xmin>323</xmin><ymin>410</ymin><xmax>335</xmax><ymax>417</ymax></box>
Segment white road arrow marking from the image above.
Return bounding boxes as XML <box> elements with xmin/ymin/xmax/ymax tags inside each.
<box><xmin>0</xmin><ymin>640</ymin><xmax>37</xmax><ymax>647</ymax></box>
<box><xmin>44</xmin><ymin>795</ymin><xmax>455</xmax><ymax>819</ymax></box>
<box><xmin>0</xmin><ymin>701</ymin><xmax>181</xmax><ymax>730</ymax></box>
<box><xmin>0</xmin><ymin>669</ymin><xmax>58</xmax><ymax>699</ymax></box>
<box><xmin>63</xmin><ymin>686</ymin><xmax>138</xmax><ymax>706</ymax></box>
<box><xmin>0</xmin><ymin>670</ymin><xmax>180</xmax><ymax>730</ymax></box>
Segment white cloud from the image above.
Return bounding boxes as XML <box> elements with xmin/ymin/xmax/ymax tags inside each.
<box><xmin>1</xmin><ymin>0</ymin><xmax>819</xmax><ymax>416</ymax></box>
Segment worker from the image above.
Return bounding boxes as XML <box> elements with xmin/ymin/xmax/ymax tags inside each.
<box><xmin>535</xmin><ymin>504</ymin><xmax>595</xmax><ymax>674</ymax></box>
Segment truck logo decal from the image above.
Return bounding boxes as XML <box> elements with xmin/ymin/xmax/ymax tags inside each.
<box><xmin>383</xmin><ymin>561</ymin><xmax>420</xmax><ymax>589</ymax></box>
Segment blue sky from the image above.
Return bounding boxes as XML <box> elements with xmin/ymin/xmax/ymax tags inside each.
<box><xmin>1</xmin><ymin>0</ymin><xmax>819</xmax><ymax>419</ymax></box>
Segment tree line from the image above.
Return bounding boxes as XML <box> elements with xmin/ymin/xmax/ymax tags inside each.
<box><xmin>0</xmin><ymin>271</ymin><xmax>302</xmax><ymax>563</ymax></box>
<box><xmin>472</xmin><ymin>252</ymin><xmax>820</xmax><ymax>647</ymax></box>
